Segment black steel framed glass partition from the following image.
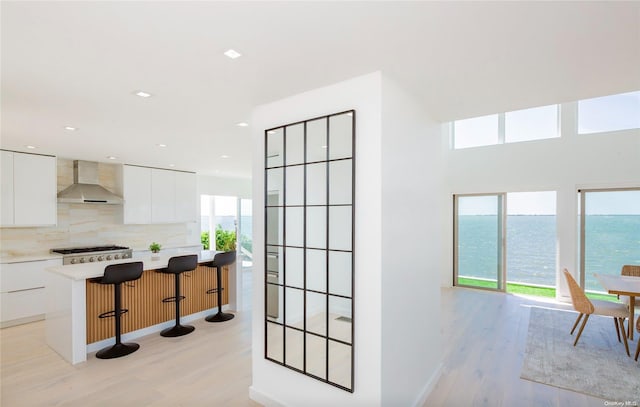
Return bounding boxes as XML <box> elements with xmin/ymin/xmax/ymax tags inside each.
<box><xmin>264</xmin><ymin>110</ymin><xmax>355</xmax><ymax>392</ymax></box>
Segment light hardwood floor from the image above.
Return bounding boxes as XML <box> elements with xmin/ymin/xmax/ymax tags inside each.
<box><xmin>424</xmin><ymin>287</ymin><xmax>614</xmax><ymax>407</ymax></box>
<box><xmin>1</xmin><ymin>278</ymin><xmax>626</xmax><ymax>406</ymax></box>
<box><xmin>1</xmin><ymin>269</ymin><xmax>259</xmax><ymax>407</ymax></box>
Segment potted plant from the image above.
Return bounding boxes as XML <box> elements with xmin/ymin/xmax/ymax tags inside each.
<box><xmin>215</xmin><ymin>225</ymin><xmax>236</xmax><ymax>252</ymax></box>
<box><xmin>149</xmin><ymin>242</ymin><xmax>162</xmax><ymax>260</ymax></box>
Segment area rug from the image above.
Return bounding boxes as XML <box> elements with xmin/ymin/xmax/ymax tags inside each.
<box><xmin>521</xmin><ymin>306</ymin><xmax>640</xmax><ymax>402</ymax></box>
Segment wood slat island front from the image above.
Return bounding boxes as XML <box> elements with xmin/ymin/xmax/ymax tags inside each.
<box><xmin>86</xmin><ymin>263</ymin><xmax>230</xmax><ymax>343</ymax></box>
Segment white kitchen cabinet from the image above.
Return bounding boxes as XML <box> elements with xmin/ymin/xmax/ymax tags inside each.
<box><xmin>123</xmin><ymin>165</ymin><xmax>152</xmax><ymax>224</ymax></box>
<box><xmin>0</xmin><ymin>258</ymin><xmax>62</xmax><ymax>327</ymax></box>
<box><xmin>174</xmin><ymin>170</ymin><xmax>198</xmax><ymax>222</ymax></box>
<box><xmin>1</xmin><ymin>151</ymin><xmax>14</xmax><ymax>226</ymax></box>
<box><xmin>151</xmin><ymin>168</ymin><xmax>176</xmax><ymax>223</ymax></box>
<box><xmin>0</xmin><ymin>150</ymin><xmax>56</xmax><ymax>227</ymax></box>
<box><xmin>123</xmin><ymin>165</ymin><xmax>196</xmax><ymax>224</ymax></box>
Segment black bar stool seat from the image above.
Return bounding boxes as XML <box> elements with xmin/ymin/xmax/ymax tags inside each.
<box><xmin>156</xmin><ymin>254</ymin><xmax>198</xmax><ymax>337</ymax></box>
<box><xmin>91</xmin><ymin>261</ymin><xmax>144</xmax><ymax>359</ymax></box>
<box><xmin>204</xmin><ymin>251</ymin><xmax>236</xmax><ymax>322</ymax></box>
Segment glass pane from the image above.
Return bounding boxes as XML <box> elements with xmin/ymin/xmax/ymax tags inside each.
<box><xmin>505</xmin><ymin>105</ymin><xmax>559</xmax><ymax>143</ymax></box>
<box><xmin>307</xmin><ymin>118</ymin><xmax>327</xmax><ymax>162</ymax></box>
<box><xmin>329</xmin><ymin>251</ymin><xmax>352</xmax><ymax>297</ymax></box>
<box><xmin>285</xmin><ymin>207</ymin><xmax>303</xmax><ymax>247</ymax></box>
<box><xmin>266</xmin><ymin>207</ymin><xmax>283</xmax><ymax>246</ymax></box>
<box><xmin>266</xmin><ymin>322</ymin><xmax>283</xmax><ymax>362</ymax></box>
<box><xmin>584</xmin><ymin>190</ymin><xmax>640</xmax><ymax>292</ymax></box>
<box><xmin>307</xmin><ymin>207</ymin><xmax>326</xmax><ymax>249</ymax></box>
<box><xmin>329</xmin><ymin>159</ymin><xmax>352</xmax><ymax>205</ymax></box>
<box><xmin>286</xmin><ymin>123</ymin><xmax>304</xmax><ymax>165</ymax></box>
<box><xmin>578</xmin><ymin>91</ymin><xmax>640</xmax><ymax>134</ymax></box>
<box><xmin>306</xmin><ymin>291</ymin><xmax>327</xmax><ymax>336</ymax></box>
<box><xmin>329</xmin><ymin>112</ymin><xmax>353</xmax><ymax>160</ymax></box>
<box><xmin>329</xmin><ymin>296</ymin><xmax>351</xmax><ymax>344</ymax></box>
<box><xmin>266</xmin><ymin>245</ymin><xmax>283</xmax><ymax>285</ymax></box>
<box><xmin>285</xmin><ymin>328</ymin><xmax>304</xmax><ymax>371</ymax></box>
<box><xmin>266</xmin><ymin>168</ymin><xmax>283</xmax><ymax>206</ymax></box>
<box><xmin>454</xmin><ymin>114</ymin><xmax>499</xmax><ymax>149</ymax></box>
<box><xmin>306</xmin><ymin>334</ymin><xmax>326</xmax><ymax>379</ymax></box>
<box><xmin>266</xmin><ymin>128</ymin><xmax>283</xmax><ymax>168</ymax></box>
<box><xmin>306</xmin><ymin>162</ymin><xmax>326</xmax><ymax>206</ymax></box>
<box><xmin>266</xmin><ymin>284</ymin><xmax>283</xmax><ymax>323</ymax></box>
<box><xmin>239</xmin><ymin>199</ymin><xmax>253</xmax><ymax>264</ymax></box>
<box><xmin>329</xmin><ymin>206</ymin><xmax>352</xmax><ymax>251</ymax></box>
<box><xmin>456</xmin><ymin>195</ymin><xmax>501</xmax><ymax>289</ymax></box>
<box><xmin>306</xmin><ymin>249</ymin><xmax>326</xmax><ymax>293</ymax></box>
<box><xmin>286</xmin><ymin>247</ymin><xmax>304</xmax><ymax>289</ymax></box>
<box><xmin>506</xmin><ymin>192</ymin><xmax>556</xmax><ymax>289</ymax></box>
<box><xmin>286</xmin><ymin>166</ymin><xmax>304</xmax><ymax>206</ymax></box>
<box><xmin>328</xmin><ymin>340</ymin><xmax>352</xmax><ymax>389</ymax></box>
<box><xmin>285</xmin><ymin>287</ymin><xmax>304</xmax><ymax>329</ymax></box>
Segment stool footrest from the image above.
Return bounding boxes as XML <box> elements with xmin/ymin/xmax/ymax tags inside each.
<box><xmin>206</xmin><ymin>288</ymin><xmax>224</xmax><ymax>295</ymax></box>
<box><xmin>98</xmin><ymin>309</ymin><xmax>129</xmax><ymax>319</ymax></box>
<box><xmin>162</xmin><ymin>295</ymin><xmax>186</xmax><ymax>303</ymax></box>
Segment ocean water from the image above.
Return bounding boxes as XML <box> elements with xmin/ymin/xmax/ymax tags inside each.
<box><xmin>457</xmin><ymin>215</ymin><xmax>640</xmax><ymax>290</ymax></box>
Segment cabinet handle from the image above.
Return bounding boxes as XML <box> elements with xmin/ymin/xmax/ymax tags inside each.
<box><xmin>7</xmin><ymin>286</ymin><xmax>45</xmax><ymax>293</ymax></box>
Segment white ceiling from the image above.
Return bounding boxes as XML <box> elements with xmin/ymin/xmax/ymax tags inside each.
<box><xmin>2</xmin><ymin>1</ymin><xmax>639</xmax><ymax>179</ymax></box>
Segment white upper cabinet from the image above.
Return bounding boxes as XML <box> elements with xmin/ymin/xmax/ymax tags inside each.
<box><xmin>174</xmin><ymin>170</ymin><xmax>198</xmax><ymax>222</ymax></box>
<box><xmin>123</xmin><ymin>165</ymin><xmax>152</xmax><ymax>224</ymax></box>
<box><xmin>123</xmin><ymin>165</ymin><xmax>196</xmax><ymax>224</ymax></box>
<box><xmin>151</xmin><ymin>168</ymin><xmax>176</xmax><ymax>223</ymax></box>
<box><xmin>1</xmin><ymin>151</ymin><xmax>56</xmax><ymax>227</ymax></box>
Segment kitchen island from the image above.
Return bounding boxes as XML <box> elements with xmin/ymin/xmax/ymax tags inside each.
<box><xmin>45</xmin><ymin>250</ymin><xmax>235</xmax><ymax>364</ymax></box>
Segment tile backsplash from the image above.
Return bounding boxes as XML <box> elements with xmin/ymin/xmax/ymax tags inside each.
<box><xmin>0</xmin><ymin>158</ymin><xmax>200</xmax><ymax>257</ymax></box>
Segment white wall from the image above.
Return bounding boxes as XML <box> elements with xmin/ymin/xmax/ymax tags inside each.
<box><xmin>197</xmin><ymin>174</ymin><xmax>251</xmax><ymax>199</ymax></box>
<box><xmin>443</xmin><ymin>102</ymin><xmax>640</xmax><ymax>298</ymax></box>
<box><xmin>250</xmin><ymin>72</ymin><xmax>384</xmax><ymax>406</ymax></box>
<box><xmin>380</xmin><ymin>75</ymin><xmax>444</xmax><ymax>405</ymax></box>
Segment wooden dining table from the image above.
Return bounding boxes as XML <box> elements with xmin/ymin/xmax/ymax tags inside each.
<box><xmin>594</xmin><ymin>273</ymin><xmax>640</xmax><ymax>340</ymax></box>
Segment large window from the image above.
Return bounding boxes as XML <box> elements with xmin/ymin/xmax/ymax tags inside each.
<box><xmin>453</xmin><ymin>104</ymin><xmax>559</xmax><ymax>149</ymax></box>
<box><xmin>455</xmin><ymin>194</ymin><xmax>504</xmax><ymax>290</ymax></box>
<box><xmin>455</xmin><ymin>191</ymin><xmax>558</xmax><ymax>296</ymax></box>
<box><xmin>506</xmin><ymin>191</ymin><xmax>556</xmax><ymax>288</ymax></box>
<box><xmin>453</xmin><ymin>114</ymin><xmax>499</xmax><ymax>149</ymax></box>
<box><xmin>580</xmin><ymin>188</ymin><xmax>640</xmax><ymax>293</ymax></box>
<box><xmin>578</xmin><ymin>91</ymin><xmax>640</xmax><ymax>134</ymax></box>
<box><xmin>505</xmin><ymin>105</ymin><xmax>559</xmax><ymax>143</ymax></box>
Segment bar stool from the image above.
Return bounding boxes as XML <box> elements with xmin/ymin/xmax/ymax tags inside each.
<box><xmin>204</xmin><ymin>251</ymin><xmax>236</xmax><ymax>322</ymax></box>
<box><xmin>91</xmin><ymin>261</ymin><xmax>144</xmax><ymax>359</ymax></box>
<box><xmin>156</xmin><ymin>254</ymin><xmax>198</xmax><ymax>337</ymax></box>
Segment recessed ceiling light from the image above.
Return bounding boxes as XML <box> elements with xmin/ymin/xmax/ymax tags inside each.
<box><xmin>64</xmin><ymin>126</ymin><xmax>77</xmax><ymax>131</ymax></box>
<box><xmin>221</xmin><ymin>155</ymin><xmax>230</xmax><ymax>159</ymax></box>
<box><xmin>169</xmin><ymin>164</ymin><xmax>175</xmax><ymax>167</ymax></box>
<box><xmin>134</xmin><ymin>90</ymin><xmax>152</xmax><ymax>98</ymax></box>
<box><xmin>107</xmin><ymin>156</ymin><xmax>117</xmax><ymax>160</ymax></box>
<box><xmin>347</xmin><ymin>112</ymin><xmax>353</xmax><ymax>117</ymax></box>
<box><xmin>267</xmin><ymin>130</ymin><xmax>277</xmax><ymax>135</ymax></box>
<box><xmin>321</xmin><ymin>145</ymin><xmax>328</xmax><ymax>149</ymax></box>
<box><xmin>224</xmin><ymin>49</ymin><xmax>242</xmax><ymax>59</ymax></box>
<box><xmin>237</xmin><ymin>122</ymin><xmax>249</xmax><ymax>127</ymax></box>
<box><xmin>157</xmin><ymin>144</ymin><xmax>167</xmax><ymax>148</ymax></box>
<box><xmin>25</xmin><ymin>145</ymin><xmax>36</xmax><ymax>149</ymax></box>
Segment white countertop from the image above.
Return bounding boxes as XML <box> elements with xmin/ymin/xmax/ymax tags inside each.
<box><xmin>45</xmin><ymin>250</ymin><xmax>220</xmax><ymax>281</ymax></box>
<box><xmin>0</xmin><ymin>253</ymin><xmax>63</xmax><ymax>264</ymax></box>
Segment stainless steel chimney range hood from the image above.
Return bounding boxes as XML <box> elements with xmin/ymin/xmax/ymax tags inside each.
<box><xmin>57</xmin><ymin>160</ymin><xmax>123</xmax><ymax>204</ymax></box>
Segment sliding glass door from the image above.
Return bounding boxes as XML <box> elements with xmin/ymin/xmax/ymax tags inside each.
<box><xmin>580</xmin><ymin>188</ymin><xmax>640</xmax><ymax>292</ymax></box>
<box><xmin>454</xmin><ymin>194</ymin><xmax>505</xmax><ymax>291</ymax></box>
